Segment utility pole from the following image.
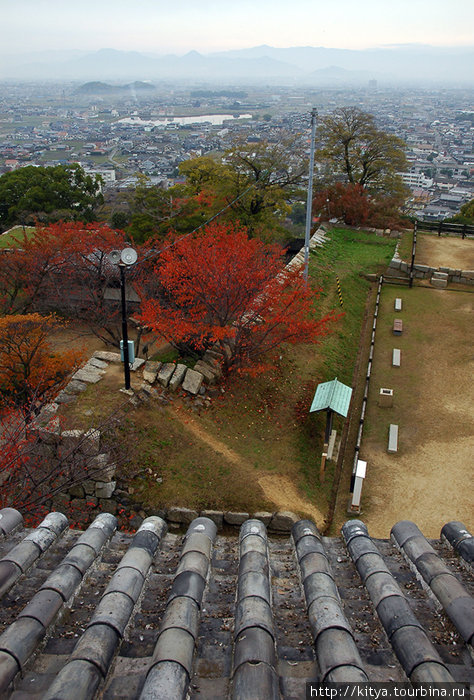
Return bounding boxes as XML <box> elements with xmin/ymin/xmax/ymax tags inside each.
<box><xmin>304</xmin><ymin>108</ymin><xmax>318</xmax><ymax>283</ymax></box>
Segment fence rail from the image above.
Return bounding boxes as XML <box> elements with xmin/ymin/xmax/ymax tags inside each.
<box><xmin>415</xmin><ymin>220</ymin><xmax>474</xmax><ymax>238</ymax></box>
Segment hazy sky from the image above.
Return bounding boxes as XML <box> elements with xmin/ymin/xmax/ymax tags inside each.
<box><xmin>4</xmin><ymin>0</ymin><xmax>473</xmax><ymax>54</ymax></box>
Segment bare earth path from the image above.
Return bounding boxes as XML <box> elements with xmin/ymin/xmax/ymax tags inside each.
<box><xmin>172</xmin><ymin>406</ymin><xmax>325</xmax><ymax>525</ymax></box>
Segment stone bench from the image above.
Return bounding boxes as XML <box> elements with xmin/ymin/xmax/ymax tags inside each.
<box><xmin>388</xmin><ymin>424</ymin><xmax>399</xmax><ymax>453</ymax></box>
<box><xmin>393</xmin><ymin>319</ymin><xmax>403</xmax><ymax>335</ymax></box>
<box><xmin>392</xmin><ymin>348</ymin><xmax>401</xmax><ymax>367</ymax></box>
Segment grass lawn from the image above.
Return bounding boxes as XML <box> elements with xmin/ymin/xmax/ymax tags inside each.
<box><xmin>337</xmin><ymin>284</ymin><xmax>474</xmax><ymax>537</ymax></box>
<box><xmin>0</xmin><ymin>226</ymin><xmax>36</xmax><ymax>248</ymax></box>
<box><xmin>59</xmin><ymin>227</ymin><xmax>397</xmax><ymax>524</ymax></box>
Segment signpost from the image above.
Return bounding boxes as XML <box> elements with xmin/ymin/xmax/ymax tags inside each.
<box><xmin>310</xmin><ymin>378</ymin><xmax>353</xmax><ymax>480</ymax></box>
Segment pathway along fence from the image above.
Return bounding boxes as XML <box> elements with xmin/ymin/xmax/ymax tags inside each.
<box><xmin>415</xmin><ymin>220</ymin><xmax>474</xmax><ymax>238</ymax></box>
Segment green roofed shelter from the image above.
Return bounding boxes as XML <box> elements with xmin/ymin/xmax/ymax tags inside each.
<box><xmin>310</xmin><ymin>378</ymin><xmax>353</xmax><ymax>418</ymax></box>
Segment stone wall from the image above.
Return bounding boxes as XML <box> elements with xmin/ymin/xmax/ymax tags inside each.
<box><xmin>388</xmin><ymin>248</ymin><xmax>474</xmax><ymax>285</ymax></box>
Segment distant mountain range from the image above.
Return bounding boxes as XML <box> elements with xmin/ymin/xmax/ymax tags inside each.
<box><xmin>1</xmin><ymin>44</ymin><xmax>473</xmax><ymax>84</ymax></box>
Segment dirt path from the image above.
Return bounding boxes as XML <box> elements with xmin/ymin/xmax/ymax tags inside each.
<box><xmin>416</xmin><ymin>235</ymin><xmax>474</xmax><ymax>269</ymax></box>
<box><xmin>258</xmin><ymin>475</ymin><xmax>325</xmax><ymax>527</ymax></box>
<box><xmin>172</xmin><ymin>406</ymin><xmax>325</xmax><ymax>524</ymax></box>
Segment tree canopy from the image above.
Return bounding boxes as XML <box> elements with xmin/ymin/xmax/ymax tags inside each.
<box><xmin>0</xmin><ymin>164</ymin><xmax>104</xmax><ymax>230</ymax></box>
<box><xmin>139</xmin><ymin>221</ymin><xmax>339</xmax><ymax>374</ymax></box>
<box><xmin>316</xmin><ymin>107</ymin><xmax>408</xmax><ymax>198</ymax></box>
<box><xmin>0</xmin><ymin>313</ymin><xmax>84</xmax><ymax>413</ymax></box>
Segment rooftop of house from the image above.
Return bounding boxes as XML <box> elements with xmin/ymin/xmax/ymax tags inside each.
<box><xmin>0</xmin><ymin>507</ymin><xmax>472</xmax><ymax>699</ymax></box>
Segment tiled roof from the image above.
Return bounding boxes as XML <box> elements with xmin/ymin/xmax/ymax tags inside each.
<box><xmin>0</xmin><ymin>508</ymin><xmax>472</xmax><ymax>698</ymax></box>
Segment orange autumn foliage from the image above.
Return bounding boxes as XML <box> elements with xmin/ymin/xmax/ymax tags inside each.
<box><xmin>0</xmin><ymin>313</ymin><xmax>84</xmax><ymax>412</ymax></box>
<box><xmin>139</xmin><ymin>222</ymin><xmax>340</xmax><ymax>374</ymax></box>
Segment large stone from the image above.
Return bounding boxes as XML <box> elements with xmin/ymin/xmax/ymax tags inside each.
<box><xmin>95</xmin><ymin>481</ymin><xmax>116</xmax><ymax>499</ymax></box>
<box><xmin>81</xmin><ymin>428</ymin><xmax>101</xmax><ymax>455</ymax></box>
<box><xmin>64</xmin><ymin>380</ymin><xmax>88</xmax><ymax>394</ymax></box>
<box><xmin>200</xmin><ymin>510</ymin><xmax>224</xmax><ymax>529</ymax></box>
<box><xmin>157</xmin><ymin>363</ymin><xmax>176</xmax><ymax>388</ymax></box>
<box><xmin>88</xmin><ymin>357</ymin><xmax>109</xmax><ymax>370</ymax></box>
<box><xmin>182</xmin><ymin>369</ymin><xmax>203</xmax><ymax>395</ymax></box>
<box><xmin>93</xmin><ymin>351</ymin><xmax>121</xmax><ymax>363</ymax></box>
<box><xmin>143</xmin><ymin>360</ymin><xmax>162</xmax><ymax>384</ymax></box>
<box><xmin>72</xmin><ymin>367</ymin><xmax>104</xmax><ymax>384</ymax></box>
<box><xmin>193</xmin><ymin>361</ymin><xmax>218</xmax><ymax>386</ymax></box>
<box><xmin>223</xmin><ymin>512</ymin><xmax>249</xmax><ymax>526</ymax></box>
<box><xmin>167</xmin><ymin>507</ymin><xmax>199</xmax><ymax>525</ymax></box>
<box><xmin>431</xmin><ymin>277</ymin><xmax>447</xmax><ymax>289</ymax></box>
<box><xmin>251</xmin><ymin>511</ymin><xmax>273</xmax><ymax>526</ymax></box>
<box><xmin>432</xmin><ymin>271</ymin><xmax>448</xmax><ymax>280</ymax></box>
<box><xmin>269</xmin><ymin>511</ymin><xmax>299</xmax><ymax>532</ymax></box>
<box><xmin>55</xmin><ymin>390</ymin><xmax>77</xmax><ymax>404</ymax></box>
<box><xmin>130</xmin><ymin>358</ymin><xmax>145</xmax><ymax>372</ymax></box>
<box><xmin>169</xmin><ymin>363</ymin><xmax>187</xmax><ymax>392</ymax></box>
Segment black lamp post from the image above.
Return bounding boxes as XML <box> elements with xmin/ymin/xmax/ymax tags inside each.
<box><xmin>108</xmin><ymin>247</ymin><xmax>137</xmax><ymax>391</ymax></box>
<box><xmin>119</xmin><ymin>262</ymin><xmax>131</xmax><ymax>390</ymax></box>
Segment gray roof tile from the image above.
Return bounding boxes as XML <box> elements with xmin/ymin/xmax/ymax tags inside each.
<box><xmin>0</xmin><ymin>509</ymin><xmax>23</xmax><ymax>539</ymax></box>
<box><xmin>0</xmin><ymin>509</ymin><xmax>471</xmax><ymax>697</ymax></box>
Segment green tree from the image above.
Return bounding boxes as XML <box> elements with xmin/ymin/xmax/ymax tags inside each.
<box><xmin>178</xmin><ymin>136</ymin><xmax>308</xmax><ymax>240</ymax></box>
<box><xmin>449</xmin><ymin>198</ymin><xmax>474</xmax><ymax>225</ymax></box>
<box><xmin>316</xmin><ymin>107</ymin><xmax>408</xmax><ymax>198</ymax></box>
<box><xmin>0</xmin><ymin>164</ymin><xmax>103</xmax><ymax>230</ymax></box>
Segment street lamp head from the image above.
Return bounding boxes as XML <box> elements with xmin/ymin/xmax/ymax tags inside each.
<box><xmin>108</xmin><ymin>249</ymin><xmax>122</xmax><ymax>265</ymax></box>
<box><xmin>120</xmin><ymin>248</ymin><xmax>138</xmax><ymax>266</ymax></box>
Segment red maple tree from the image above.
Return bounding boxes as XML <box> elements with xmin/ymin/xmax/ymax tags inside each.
<box><xmin>139</xmin><ymin>222</ymin><xmax>340</xmax><ymax>374</ymax></box>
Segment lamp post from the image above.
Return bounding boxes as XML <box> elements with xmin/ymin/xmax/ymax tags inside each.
<box><xmin>119</xmin><ymin>262</ymin><xmax>131</xmax><ymax>390</ymax></box>
<box><xmin>108</xmin><ymin>247</ymin><xmax>137</xmax><ymax>391</ymax></box>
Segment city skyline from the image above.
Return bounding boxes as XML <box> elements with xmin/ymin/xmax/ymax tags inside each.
<box><xmin>3</xmin><ymin>0</ymin><xmax>473</xmax><ymax>56</ymax></box>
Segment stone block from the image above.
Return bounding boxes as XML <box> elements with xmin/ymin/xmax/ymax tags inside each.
<box><xmin>432</xmin><ymin>271</ymin><xmax>448</xmax><ymax>280</ymax></box>
<box><xmin>89</xmin><ymin>454</ymin><xmax>115</xmax><ymax>481</ymax></box>
<box><xmin>88</xmin><ymin>357</ymin><xmax>108</xmax><ymax>370</ymax></box>
<box><xmin>68</xmin><ymin>484</ymin><xmax>85</xmax><ymax>499</ymax></box>
<box><xmin>95</xmin><ymin>481</ymin><xmax>116</xmax><ymax>499</ymax></box>
<box><xmin>462</xmin><ymin>270</ymin><xmax>474</xmax><ymax>279</ymax></box>
<box><xmin>182</xmin><ymin>369</ymin><xmax>203</xmax><ymax>395</ymax></box>
<box><xmin>389</xmin><ymin>259</ymin><xmax>401</xmax><ymax>269</ymax></box>
<box><xmin>414</xmin><ymin>264</ymin><xmax>431</xmax><ymax>273</ymax></box>
<box><xmin>223</xmin><ymin>512</ymin><xmax>249</xmax><ymax>526</ymax></box>
<box><xmin>93</xmin><ymin>351</ymin><xmax>121</xmax><ymax>363</ymax></box>
<box><xmin>251</xmin><ymin>511</ymin><xmax>273</xmax><ymax>526</ymax></box>
<box><xmin>55</xmin><ymin>391</ymin><xmax>77</xmax><ymax>404</ymax></box>
<box><xmin>64</xmin><ymin>380</ymin><xmax>88</xmax><ymax>394</ymax></box>
<box><xmin>130</xmin><ymin>358</ymin><xmax>145</xmax><ymax>372</ymax></box>
<box><xmin>59</xmin><ymin>430</ymin><xmax>84</xmax><ymax>458</ymax></box>
<box><xmin>72</xmin><ymin>367</ymin><xmax>104</xmax><ymax>384</ymax></box>
<box><xmin>82</xmin><ymin>480</ymin><xmax>96</xmax><ymax>496</ymax></box>
<box><xmin>81</xmin><ymin>428</ymin><xmax>101</xmax><ymax>455</ymax></box>
<box><xmin>200</xmin><ymin>510</ymin><xmax>224</xmax><ymax>529</ymax></box>
<box><xmin>157</xmin><ymin>363</ymin><xmax>176</xmax><ymax>388</ymax></box>
<box><xmin>143</xmin><ymin>360</ymin><xmax>162</xmax><ymax>384</ymax></box>
<box><xmin>167</xmin><ymin>507</ymin><xmax>199</xmax><ymax>524</ymax></box>
<box><xmin>269</xmin><ymin>511</ymin><xmax>299</xmax><ymax>532</ymax></box>
<box><xmin>431</xmin><ymin>278</ymin><xmax>447</xmax><ymax>289</ymax></box>
<box><xmin>193</xmin><ymin>361</ymin><xmax>218</xmax><ymax>386</ymax></box>
<box><xmin>169</xmin><ymin>364</ymin><xmax>187</xmax><ymax>392</ymax></box>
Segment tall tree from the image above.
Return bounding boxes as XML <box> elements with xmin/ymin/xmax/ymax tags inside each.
<box><xmin>316</xmin><ymin>107</ymin><xmax>408</xmax><ymax>197</ymax></box>
<box><xmin>0</xmin><ymin>313</ymin><xmax>84</xmax><ymax>413</ymax></box>
<box><xmin>0</xmin><ymin>164</ymin><xmax>103</xmax><ymax>230</ymax></box>
<box><xmin>178</xmin><ymin>135</ymin><xmax>308</xmax><ymax>239</ymax></box>
<box><xmin>139</xmin><ymin>222</ymin><xmax>339</xmax><ymax>374</ymax></box>
<box><xmin>0</xmin><ymin>222</ymin><xmax>134</xmax><ymax>347</ymax></box>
